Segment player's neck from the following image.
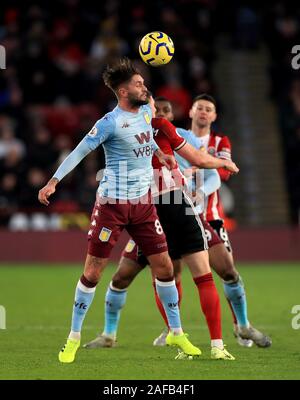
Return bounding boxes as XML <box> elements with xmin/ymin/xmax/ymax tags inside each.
<box><xmin>191</xmin><ymin>123</ymin><xmax>211</xmax><ymax>137</ymax></box>
<box><xmin>118</xmin><ymin>99</ymin><xmax>140</xmax><ymax>114</ymax></box>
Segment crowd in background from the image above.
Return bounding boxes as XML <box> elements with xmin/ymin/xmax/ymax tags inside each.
<box><xmin>263</xmin><ymin>3</ymin><xmax>300</xmax><ymax>224</ymax></box>
<box><xmin>0</xmin><ymin>0</ymin><xmax>299</xmax><ymax>228</ymax></box>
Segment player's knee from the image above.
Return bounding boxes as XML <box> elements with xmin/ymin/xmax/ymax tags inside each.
<box><xmin>84</xmin><ymin>255</ymin><xmax>106</xmax><ymax>284</ymax></box>
<box><xmin>156</xmin><ymin>261</ymin><xmax>174</xmax><ymax>280</ymax></box>
<box><xmin>220</xmin><ymin>264</ymin><xmax>239</xmax><ymax>282</ymax></box>
<box><xmin>84</xmin><ymin>265</ymin><xmax>101</xmax><ymax>283</ymax></box>
<box><xmin>149</xmin><ymin>251</ymin><xmax>174</xmax><ymax>280</ymax></box>
<box><xmin>155</xmin><ymin>265</ymin><xmax>174</xmax><ymax>281</ymax></box>
<box><xmin>214</xmin><ymin>252</ymin><xmax>238</xmax><ymax>282</ymax></box>
<box><xmin>112</xmin><ymin>273</ymin><xmax>132</xmax><ymax>290</ymax></box>
<box><xmin>84</xmin><ymin>271</ymin><xmax>100</xmax><ymax>285</ymax></box>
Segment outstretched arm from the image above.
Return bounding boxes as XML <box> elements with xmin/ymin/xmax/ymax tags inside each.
<box><xmin>152</xmin><ymin>118</ymin><xmax>239</xmax><ymax>174</ymax></box>
<box><xmin>177</xmin><ymin>142</ymin><xmax>239</xmax><ymax>174</ymax></box>
<box><xmin>38</xmin><ymin>115</ymin><xmax>114</xmax><ymax>206</ymax></box>
<box><xmin>38</xmin><ymin>139</ymin><xmax>92</xmax><ymax>206</ymax></box>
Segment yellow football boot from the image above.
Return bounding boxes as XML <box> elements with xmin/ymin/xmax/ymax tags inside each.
<box><xmin>211</xmin><ymin>346</ymin><xmax>235</xmax><ymax>360</ymax></box>
<box><xmin>58</xmin><ymin>338</ymin><xmax>80</xmax><ymax>363</ymax></box>
<box><xmin>166</xmin><ymin>332</ymin><xmax>201</xmax><ymax>359</ymax></box>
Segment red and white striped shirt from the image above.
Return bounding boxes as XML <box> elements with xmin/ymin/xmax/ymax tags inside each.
<box><xmin>205</xmin><ymin>130</ymin><xmax>232</xmax><ymax>221</ymax></box>
<box><xmin>151</xmin><ymin>118</ymin><xmax>186</xmax><ymax>196</ymax></box>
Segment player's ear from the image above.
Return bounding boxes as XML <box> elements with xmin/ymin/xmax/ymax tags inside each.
<box><xmin>212</xmin><ymin>112</ymin><xmax>217</xmax><ymax>123</ymax></box>
<box><xmin>118</xmin><ymin>86</ymin><xmax>128</xmax><ymax>98</ymax></box>
<box><xmin>189</xmin><ymin>107</ymin><xmax>193</xmax><ymax>119</ymax></box>
<box><xmin>170</xmin><ymin>112</ymin><xmax>174</xmax><ymax>122</ymax></box>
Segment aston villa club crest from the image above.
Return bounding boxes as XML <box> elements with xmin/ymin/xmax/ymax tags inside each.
<box><xmin>125</xmin><ymin>239</ymin><xmax>136</xmax><ymax>253</ymax></box>
<box><xmin>144</xmin><ymin>112</ymin><xmax>151</xmax><ymax>124</ymax></box>
<box><xmin>99</xmin><ymin>227</ymin><xmax>112</xmax><ymax>242</ymax></box>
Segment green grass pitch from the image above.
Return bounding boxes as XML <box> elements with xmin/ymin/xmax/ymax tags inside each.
<box><xmin>0</xmin><ymin>263</ymin><xmax>300</xmax><ymax>380</ymax></box>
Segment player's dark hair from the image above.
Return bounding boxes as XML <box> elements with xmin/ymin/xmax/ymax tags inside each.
<box><xmin>154</xmin><ymin>96</ymin><xmax>171</xmax><ymax>103</ymax></box>
<box><xmin>193</xmin><ymin>94</ymin><xmax>217</xmax><ymax>109</ymax></box>
<box><xmin>102</xmin><ymin>58</ymin><xmax>141</xmax><ymax>92</ymax></box>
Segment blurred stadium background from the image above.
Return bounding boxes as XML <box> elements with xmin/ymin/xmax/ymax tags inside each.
<box><xmin>1</xmin><ymin>0</ymin><xmax>300</xmax><ymax>381</ymax></box>
<box><xmin>0</xmin><ymin>0</ymin><xmax>299</xmax><ymax>263</ymax></box>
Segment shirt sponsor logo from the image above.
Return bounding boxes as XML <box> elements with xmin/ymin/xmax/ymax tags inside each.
<box><xmin>135</xmin><ymin>131</ymin><xmax>151</xmax><ymax>144</ymax></box>
<box><xmin>133</xmin><ymin>145</ymin><xmax>153</xmax><ymax>158</ymax></box>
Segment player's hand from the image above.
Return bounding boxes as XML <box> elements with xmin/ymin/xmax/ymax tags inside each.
<box><xmin>38</xmin><ymin>178</ymin><xmax>58</xmax><ymax>206</ymax></box>
<box><xmin>158</xmin><ymin>153</ymin><xmax>176</xmax><ymax>170</ymax></box>
<box><xmin>223</xmin><ymin>160</ymin><xmax>239</xmax><ymax>174</ymax></box>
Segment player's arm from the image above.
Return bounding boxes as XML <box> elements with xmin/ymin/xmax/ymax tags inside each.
<box><xmin>151</xmin><ymin>117</ymin><xmax>177</xmax><ymax>170</ymax></box>
<box><xmin>202</xmin><ymin>168</ymin><xmax>221</xmax><ymax>196</ymax></box>
<box><xmin>151</xmin><ymin>117</ymin><xmax>238</xmax><ymax>173</ymax></box>
<box><xmin>191</xmin><ymin>168</ymin><xmax>221</xmax><ymax>212</ymax></box>
<box><xmin>216</xmin><ymin>136</ymin><xmax>232</xmax><ymax>181</ymax></box>
<box><xmin>38</xmin><ymin>117</ymin><xmax>114</xmax><ymax>206</ymax></box>
<box><xmin>152</xmin><ymin>118</ymin><xmax>238</xmax><ymax>173</ymax></box>
<box><xmin>154</xmin><ymin>148</ymin><xmax>176</xmax><ymax>170</ymax></box>
<box><xmin>38</xmin><ymin>140</ymin><xmax>92</xmax><ymax>205</ymax></box>
<box><xmin>177</xmin><ymin>142</ymin><xmax>238</xmax><ymax>173</ymax></box>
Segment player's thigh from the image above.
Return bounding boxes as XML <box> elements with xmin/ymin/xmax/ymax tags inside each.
<box><xmin>183</xmin><ymin>250</ymin><xmax>211</xmax><ymax>278</ymax></box>
<box><xmin>208</xmin><ymin>243</ymin><xmax>238</xmax><ymax>281</ymax></box>
<box><xmin>208</xmin><ymin>219</ymin><xmax>233</xmax><ymax>254</ymax></box>
<box><xmin>126</xmin><ymin>202</ymin><xmax>168</xmax><ymax>258</ymax></box>
<box><xmin>156</xmin><ymin>191</ymin><xmax>208</xmax><ymax>260</ymax></box>
<box><xmin>200</xmin><ymin>214</ymin><xmax>222</xmax><ymax>249</ymax></box>
<box><xmin>121</xmin><ymin>239</ymin><xmax>149</xmax><ymax>269</ymax></box>
<box><xmin>87</xmin><ymin>201</ymin><xmax>125</xmax><ymax>259</ymax></box>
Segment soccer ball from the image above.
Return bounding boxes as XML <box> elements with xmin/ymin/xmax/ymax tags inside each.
<box><xmin>139</xmin><ymin>31</ymin><xmax>175</xmax><ymax>67</ymax></box>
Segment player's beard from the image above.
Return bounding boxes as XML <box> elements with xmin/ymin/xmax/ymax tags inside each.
<box><xmin>196</xmin><ymin>120</ymin><xmax>209</xmax><ymax>129</ymax></box>
<box><xmin>128</xmin><ymin>93</ymin><xmax>149</xmax><ymax>107</ymax></box>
